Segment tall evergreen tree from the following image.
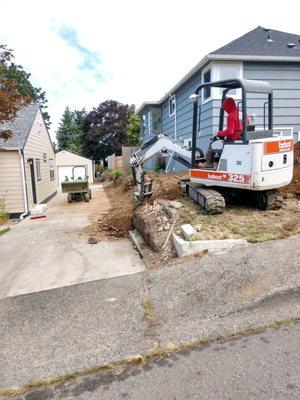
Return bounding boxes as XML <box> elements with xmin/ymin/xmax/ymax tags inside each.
<box><xmin>56</xmin><ymin>107</ymin><xmax>86</xmax><ymax>154</ymax></box>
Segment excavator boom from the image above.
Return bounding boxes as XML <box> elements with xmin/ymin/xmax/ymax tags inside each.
<box><xmin>130</xmin><ymin>134</ymin><xmax>192</xmax><ymax>203</ymax></box>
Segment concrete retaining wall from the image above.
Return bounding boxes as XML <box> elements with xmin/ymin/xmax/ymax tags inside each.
<box><xmin>173</xmin><ymin>233</ymin><xmax>248</xmax><ymax>257</ymax></box>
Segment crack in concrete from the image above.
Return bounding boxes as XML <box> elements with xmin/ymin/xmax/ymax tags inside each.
<box><xmin>2</xmin><ymin>317</ymin><xmax>299</xmax><ymax>398</ymax></box>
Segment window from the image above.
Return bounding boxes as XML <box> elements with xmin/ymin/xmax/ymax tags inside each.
<box><xmin>43</xmin><ymin>153</ymin><xmax>47</xmax><ymax>162</ymax></box>
<box><xmin>201</xmin><ymin>62</ymin><xmax>243</xmax><ymax>101</ymax></box>
<box><xmin>168</xmin><ymin>96</ymin><xmax>176</xmax><ymax>116</ymax></box>
<box><xmin>49</xmin><ymin>159</ymin><xmax>55</xmax><ymax>181</ymax></box>
<box><xmin>214</xmin><ymin>63</ymin><xmax>243</xmax><ymax>98</ymax></box>
<box><xmin>36</xmin><ymin>159</ymin><xmax>41</xmax><ymax>180</ymax></box>
<box><xmin>203</xmin><ymin>69</ymin><xmax>211</xmax><ymax>100</ymax></box>
<box><xmin>218</xmin><ymin>65</ymin><xmax>241</xmax><ymax>96</ymax></box>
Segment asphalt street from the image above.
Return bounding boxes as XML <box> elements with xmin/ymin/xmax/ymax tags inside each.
<box><xmin>13</xmin><ymin>323</ymin><xmax>300</xmax><ymax>400</ymax></box>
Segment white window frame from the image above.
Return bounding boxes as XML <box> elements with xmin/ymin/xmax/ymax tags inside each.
<box><xmin>202</xmin><ymin>65</ymin><xmax>213</xmax><ymax>103</ymax></box>
<box><xmin>168</xmin><ymin>95</ymin><xmax>176</xmax><ymax>117</ymax></box>
<box><xmin>201</xmin><ymin>62</ymin><xmax>243</xmax><ymax>103</ymax></box>
<box><xmin>49</xmin><ymin>158</ymin><xmax>55</xmax><ymax>181</ymax></box>
<box><xmin>147</xmin><ymin>111</ymin><xmax>151</xmax><ymax>134</ymax></box>
<box><xmin>36</xmin><ymin>159</ymin><xmax>41</xmax><ymax>181</ymax></box>
<box><xmin>213</xmin><ymin>62</ymin><xmax>243</xmax><ymax>100</ymax></box>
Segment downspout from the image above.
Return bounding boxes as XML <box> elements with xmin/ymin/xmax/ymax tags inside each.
<box><xmin>165</xmin><ymin>93</ymin><xmax>177</xmax><ymax>173</ymax></box>
<box><xmin>148</xmin><ymin>110</ymin><xmax>151</xmax><ymax>135</ymax></box>
<box><xmin>19</xmin><ymin>149</ymin><xmax>29</xmax><ymax>219</ymax></box>
<box><xmin>174</xmin><ymin>94</ymin><xmax>177</xmax><ymax>141</ymax></box>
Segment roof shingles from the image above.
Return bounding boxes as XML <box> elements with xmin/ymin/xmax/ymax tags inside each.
<box><xmin>210</xmin><ymin>26</ymin><xmax>300</xmax><ymax>57</ymax></box>
<box><xmin>0</xmin><ymin>103</ymin><xmax>40</xmax><ymax>149</ymax></box>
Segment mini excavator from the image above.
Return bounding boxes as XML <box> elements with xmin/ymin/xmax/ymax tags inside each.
<box><xmin>130</xmin><ymin>79</ymin><xmax>294</xmax><ymax>214</ymax></box>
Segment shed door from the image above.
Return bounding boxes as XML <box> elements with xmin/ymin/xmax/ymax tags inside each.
<box><xmin>28</xmin><ymin>158</ymin><xmax>37</xmax><ymax>204</ymax></box>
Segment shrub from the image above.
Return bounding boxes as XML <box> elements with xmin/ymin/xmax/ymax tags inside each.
<box><xmin>0</xmin><ymin>196</ymin><xmax>8</xmax><ymax>221</ymax></box>
<box><xmin>101</xmin><ymin>168</ymin><xmax>122</xmax><ymax>181</ymax></box>
<box><xmin>155</xmin><ymin>154</ymin><xmax>166</xmax><ymax>172</ymax></box>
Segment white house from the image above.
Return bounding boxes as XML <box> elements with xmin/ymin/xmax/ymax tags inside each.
<box><xmin>0</xmin><ymin>104</ymin><xmax>57</xmax><ymax>218</ymax></box>
<box><xmin>55</xmin><ymin>150</ymin><xmax>94</xmax><ymax>185</ymax></box>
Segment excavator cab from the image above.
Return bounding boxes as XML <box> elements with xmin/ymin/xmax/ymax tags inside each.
<box><xmin>186</xmin><ymin>78</ymin><xmax>293</xmax><ymax>212</ymax></box>
<box><xmin>190</xmin><ymin>78</ymin><xmax>273</xmax><ymax>168</ymax></box>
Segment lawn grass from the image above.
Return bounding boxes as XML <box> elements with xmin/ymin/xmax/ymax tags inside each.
<box><xmin>175</xmin><ymin>197</ymin><xmax>300</xmax><ymax>243</ymax></box>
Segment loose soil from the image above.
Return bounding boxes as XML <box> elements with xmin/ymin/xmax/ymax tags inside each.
<box><xmin>89</xmin><ymin>175</ymin><xmax>135</xmax><ymax>238</ymax></box>
<box><xmin>90</xmin><ymin>157</ymin><xmax>300</xmax><ymax>259</ymax></box>
<box><xmin>90</xmin><ymin>172</ymin><xmax>185</xmax><ymax>239</ymax></box>
<box><xmin>281</xmin><ymin>142</ymin><xmax>300</xmax><ymax>199</ymax></box>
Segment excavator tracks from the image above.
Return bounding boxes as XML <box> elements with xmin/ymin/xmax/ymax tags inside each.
<box><xmin>253</xmin><ymin>189</ymin><xmax>283</xmax><ymax>210</ymax></box>
<box><xmin>185</xmin><ymin>182</ymin><xmax>225</xmax><ymax>214</ymax></box>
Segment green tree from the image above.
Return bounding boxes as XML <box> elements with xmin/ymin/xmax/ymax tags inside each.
<box><xmin>2</xmin><ymin>61</ymin><xmax>51</xmax><ymax>128</ymax></box>
<box><xmin>0</xmin><ymin>45</ymin><xmax>31</xmax><ymax>139</ymax></box>
<box><xmin>56</xmin><ymin>107</ymin><xmax>86</xmax><ymax>154</ymax></box>
<box><xmin>56</xmin><ymin>107</ymin><xmax>73</xmax><ymax>150</ymax></box>
<box><xmin>125</xmin><ymin>114</ymin><xmax>141</xmax><ymax>145</ymax></box>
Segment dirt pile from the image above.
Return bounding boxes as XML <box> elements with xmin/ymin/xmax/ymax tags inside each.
<box><xmin>90</xmin><ymin>161</ymin><xmax>299</xmax><ymax>250</ymax></box>
<box><xmin>282</xmin><ymin>164</ymin><xmax>300</xmax><ymax>199</ymax></box>
<box><xmin>93</xmin><ymin>174</ymin><xmax>135</xmax><ymax>237</ymax></box>
<box><xmin>281</xmin><ymin>142</ymin><xmax>300</xmax><ymax>199</ymax></box>
<box><xmin>147</xmin><ymin>172</ymin><xmax>187</xmax><ymax>202</ymax></box>
<box><xmin>94</xmin><ymin>172</ymin><xmax>186</xmax><ymax>239</ymax></box>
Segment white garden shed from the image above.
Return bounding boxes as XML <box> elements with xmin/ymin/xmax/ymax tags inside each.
<box><xmin>55</xmin><ymin>150</ymin><xmax>94</xmax><ymax>185</ymax></box>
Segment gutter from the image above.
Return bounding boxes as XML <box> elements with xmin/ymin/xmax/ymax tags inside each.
<box><xmin>19</xmin><ymin>149</ymin><xmax>29</xmax><ymax>219</ymax></box>
<box><xmin>136</xmin><ymin>53</ymin><xmax>300</xmax><ymax>112</ymax></box>
<box><xmin>207</xmin><ymin>54</ymin><xmax>300</xmax><ymax>62</ymax></box>
<box><xmin>136</xmin><ymin>101</ymin><xmax>160</xmax><ymax>115</ymax></box>
<box><xmin>0</xmin><ymin>146</ymin><xmax>20</xmax><ymax>151</ymax></box>
<box><xmin>136</xmin><ymin>56</ymin><xmax>210</xmax><ymax>113</ymax></box>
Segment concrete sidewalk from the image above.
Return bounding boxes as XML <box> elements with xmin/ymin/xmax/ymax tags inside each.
<box><xmin>0</xmin><ymin>235</ymin><xmax>299</xmax><ymax>393</ymax></box>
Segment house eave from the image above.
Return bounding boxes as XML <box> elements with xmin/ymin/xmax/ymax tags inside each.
<box><xmin>136</xmin><ymin>53</ymin><xmax>300</xmax><ymax>113</ymax></box>
<box><xmin>0</xmin><ymin>146</ymin><xmax>20</xmax><ymax>151</ymax></box>
<box><xmin>208</xmin><ymin>54</ymin><xmax>300</xmax><ymax>62</ymax></box>
<box><xmin>136</xmin><ymin>101</ymin><xmax>161</xmax><ymax>115</ymax></box>
<box><xmin>136</xmin><ymin>55</ymin><xmax>211</xmax><ymax>113</ymax></box>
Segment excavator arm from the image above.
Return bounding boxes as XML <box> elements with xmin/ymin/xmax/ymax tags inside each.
<box><xmin>130</xmin><ymin>134</ymin><xmax>194</xmax><ymax>203</ymax></box>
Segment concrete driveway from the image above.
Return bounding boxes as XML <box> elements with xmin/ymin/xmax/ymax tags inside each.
<box><xmin>0</xmin><ymin>185</ymin><xmax>144</xmax><ymax>299</ymax></box>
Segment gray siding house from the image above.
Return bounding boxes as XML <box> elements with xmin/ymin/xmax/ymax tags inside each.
<box><xmin>137</xmin><ymin>27</ymin><xmax>300</xmax><ymax>171</ymax></box>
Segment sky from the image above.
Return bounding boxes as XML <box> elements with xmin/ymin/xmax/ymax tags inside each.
<box><xmin>0</xmin><ymin>0</ymin><xmax>299</xmax><ymax>140</ymax></box>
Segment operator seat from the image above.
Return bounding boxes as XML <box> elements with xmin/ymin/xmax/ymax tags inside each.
<box><xmin>211</xmin><ymin>139</ymin><xmax>224</xmax><ymax>156</ymax></box>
